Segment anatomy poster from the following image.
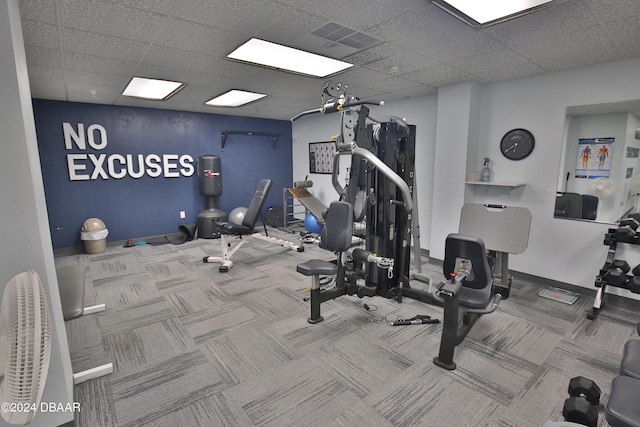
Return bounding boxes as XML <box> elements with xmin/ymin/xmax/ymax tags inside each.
<box><xmin>575</xmin><ymin>137</ymin><xmax>614</xmax><ymax>178</ymax></box>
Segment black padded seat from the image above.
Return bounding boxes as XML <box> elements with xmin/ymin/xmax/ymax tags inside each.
<box><xmin>219</xmin><ymin>223</ymin><xmax>254</xmax><ymax>235</ymax></box>
<box><xmin>443</xmin><ymin>233</ymin><xmax>493</xmax><ymax>309</ymax></box>
<box><xmin>606</xmin><ymin>376</ymin><xmax>640</xmax><ymax>427</ymax></box>
<box><xmin>297</xmin><ymin>201</ymin><xmax>353</xmax><ymax>278</ymax></box>
<box><xmin>297</xmin><ymin>260</ymin><xmax>337</xmax><ymax>277</ymax></box>
<box><xmin>458</xmin><ymin>286</ymin><xmax>493</xmax><ymax>310</ymax></box>
<box><xmin>620</xmin><ymin>340</ymin><xmax>640</xmax><ymax>380</ymax></box>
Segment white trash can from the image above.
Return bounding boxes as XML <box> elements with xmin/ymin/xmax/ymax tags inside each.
<box><xmin>81</xmin><ymin>218</ymin><xmax>109</xmax><ymax>254</ymax></box>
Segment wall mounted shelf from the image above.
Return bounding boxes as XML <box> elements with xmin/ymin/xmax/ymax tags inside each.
<box><xmin>221</xmin><ymin>130</ymin><xmax>282</xmax><ymax>151</ymax></box>
<box><xmin>466</xmin><ymin>181</ymin><xmax>525</xmax><ymax>195</ymax></box>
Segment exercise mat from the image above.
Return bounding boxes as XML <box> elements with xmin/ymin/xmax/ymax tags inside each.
<box><xmin>147</xmin><ymin>223</ymin><xmax>198</xmax><ymax>245</ymax></box>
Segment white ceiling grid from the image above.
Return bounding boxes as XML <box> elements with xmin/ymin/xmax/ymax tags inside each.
<box><xmin>16</xmin><ymin>0</ymin><xmax>640</xmax><ymax>120</ymax></box>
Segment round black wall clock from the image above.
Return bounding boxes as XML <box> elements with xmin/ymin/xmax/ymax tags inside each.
<box><xmin>500</xmin><ymin>128</ymin><xmax>535</xmax><ymax>160</ymax></box>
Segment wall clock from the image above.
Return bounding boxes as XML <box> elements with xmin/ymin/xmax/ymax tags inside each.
<box><xmin>500</xmin><ymin>128</ymin><xmax>535</xmax><ymax>160</ymax></box>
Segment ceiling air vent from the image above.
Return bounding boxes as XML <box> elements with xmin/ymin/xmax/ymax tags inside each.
<box><xmin>296</xmin><ymin>22</ymin><xmax>382</xmax><ymax>59</ymax></box>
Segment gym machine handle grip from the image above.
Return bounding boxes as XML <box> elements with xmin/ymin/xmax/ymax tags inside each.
<box><xmin>437</xmin><ymin>280</ymin><xmax>463</xmax><ymax>299</ymax></box>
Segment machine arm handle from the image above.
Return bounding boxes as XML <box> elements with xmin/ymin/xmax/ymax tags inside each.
<box><xmin>290</xmin><ymin>100</ymin><xmax>384</xmax><ymax>121</ymax></box>
<box><xmin>291</xmin><ymin>108</ymin><xmax>324</xmax><ymax>122</ymax></box>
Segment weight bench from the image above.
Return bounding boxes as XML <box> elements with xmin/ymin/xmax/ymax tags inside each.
<box><xmin>56</xmin><ymin>264</ymin><xmax>114</xmax><ymax>384</ymax></box>
<box><xmin>432</xmin><ymin>233</ymin><xmax>502</xmax><ymax>370</ymax></box>
<box><xmin>203</xmin><ymin>179</ymin><xmax>304</xmax><ymax>272</ymax></box>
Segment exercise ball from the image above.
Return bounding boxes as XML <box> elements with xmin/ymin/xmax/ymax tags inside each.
<box><xmin>304</xmin><ymin>212</ymin><xmax>323</xmax><ymax>234</ymax></box>
<box><xmin>229</xmin><ymin>207</ymin><xmax>248</xmax><ymax>225</ymax></box>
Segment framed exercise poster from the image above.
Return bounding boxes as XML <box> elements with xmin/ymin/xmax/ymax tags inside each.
<box><xmin>575</xmin><ymin>137</ymin><xmax>614</xmax><ymax>179</ymax></box>
<box><xmin>309</xmin><ymin>141</ymin><xmax>336</xmax><ymax>174</ymax></box>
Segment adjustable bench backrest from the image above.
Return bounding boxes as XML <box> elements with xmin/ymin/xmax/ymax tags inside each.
<box><xmin>242</xmin><ymin>179</ymin><xmax>273</xmax><ymax>231</ymax></box>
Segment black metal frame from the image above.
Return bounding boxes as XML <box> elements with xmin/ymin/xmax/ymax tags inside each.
<box><xmin>295</xmin><ymin>81</ymin><xmax>501</xmax><ymax>369</ymax></box>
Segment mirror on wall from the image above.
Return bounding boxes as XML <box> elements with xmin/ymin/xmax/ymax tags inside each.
<box><xmin>555</xmin><ymin>100</ymin><xmax>640</xmax><ymax>224</ymax></box>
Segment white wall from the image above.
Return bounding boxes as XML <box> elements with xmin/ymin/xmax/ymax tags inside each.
<box><xmin>430</xmin><ymin>82</ymin><xmax>481</xmax><ymax>259</ymax></box>
<box><xmin>292</xmin><ymin>57</ymin><xmax>640</xmax><ymax>300</ymax></box>
<box><xmin>472</xmin><ymin>57</ymin><xmax>640</xmax><ymax>296</ymax></box>
<box><xmin>0</xmin><ymin>1</ymin><xmax>74</xmax><ymax>425</ymax></box>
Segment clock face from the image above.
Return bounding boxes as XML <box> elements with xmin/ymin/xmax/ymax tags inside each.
<box><xmin>500</xmin><ymin>129</ymin><xmax>535</xmax><ymax>160</ymax></box>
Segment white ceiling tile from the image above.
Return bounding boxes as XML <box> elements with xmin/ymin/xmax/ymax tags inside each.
<box><xmin>449</xmin><ymin>49</ymin><xmax>533</xmax><ymax>74</ymax></box>
<box><xmin>26</xmin><ymin>65</ymin><xmax>66</xmax><ymax>100</ymax></box>
<box><xmin>385</xmin><ymin>85</ymin><xmax>438</xmax><ymax>100</ymax></box>
<box><xmin>140</xmin><ymin>45</ymin><xmax>215</xmax><ymax>73</ymax></box>
<box><xmin>117</xmin><ymin>0</ymin><xmax>290</xmax><ymax>35</ymax></box>
<box><xmin>615</xmin><ymin>42</ymin><xmax>640</xmax><ymax>58</ymax></box>
<box><xmin>342</xmin><ymin>43</ymin><xmax>397</xmax><ymax>66</ymax></box>
<box><xmin>473</xmin><ymin>63</ymin><xmax>547</xmax><ymax>82</ymax></box>
<box><xmin>15</xmin><ymin>0</ymin><xmax>640</xmax><ymax>120</ymax></box>
<box><xmin>58</xmin><ymin>0</ymin><xmax>168</xmax><ymax>42</ymax></box>
<box><xmin>25</xmin><ymin>46</ymin><xmax>63</xmax><ymax>68</ymax></box>
<box><xmin>513</xmin><ymin>27</ymin><xmax>621</xmax><ymax>68</ymax></box>
<box><xmin>21</xmin><ymin>20</ymin><xmax>60</xmax><ymax>49</ymax></box>
<box><xmin>26</xmin><ymin>64</ymin><xmax>65</xmax><ymax>85</ymax></box>
<box><xmin>64</xmin><ymin>69</ymin><xmax>131</xmax><ymax>93</ymax></box>
<box><xmin>338</xmin><ymin>66</ymin><xmax>396</xmax><ymax>86</ymax></box>
<box><xmin>363</xmin><ymin>48</ymin><xmax>441</xmax><ymax>76</ymax></box>
<box><xmin>63</xmin><ymin>52</ymin><xmax>137</xmax><ymax>77</ymax></box>
<box><xmin>61</xmin><ymin>28</ymin><xmax>150</xmax><ymax>62</ymax></box>
<box><xmin>278</xmin><ymin>0</ymin><xmax>427</xmax><ymax>29</ymax></box>
<box><xmin>584</xmin><ymin>0</ymin><xmax>640</xmax><ymax>22</ymax></box>
<box><xmin>154</xmin><ymin>18</ymin><xmax>246</xmax><ymax>57</ymax></box>
<box><xmin>481</xmin><ymin>0</ymin><xmax>599</xmax><ymax>47</ymax></box>
<box><xmin>401</xmin><ymin>64</ymin><xmax>473</xmax><ymax>86</ymax></box>
<box><xmin>29</xmin><ymin>84</ymin><xmax>67</xmax><ymax>101</ymax></box>
<box><xmin>17</xmin><ymin>0</ymin><xmax>57</xmax><ymax>24</ymax></box>
<box><xmin>257</xmin><ymin>9</ymin><xmax>329</xmax><ymax>47</ymax></box>
<box><xmin>604</xmin><ymin>16</ymin><xmax>640</xmax><ymax>45</ymax></box>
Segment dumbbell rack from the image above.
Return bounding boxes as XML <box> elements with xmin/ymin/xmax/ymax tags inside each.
<box><xmin>587</xmin><ymin>218</ymin><xmax>640</xmax><ymax>320</ymax></box>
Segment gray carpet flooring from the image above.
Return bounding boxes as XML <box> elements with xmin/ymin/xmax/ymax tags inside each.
<box><xmin>56</xmin><ymin>228</ymin><xmax>640</xmax><ymax>426</ymax></box>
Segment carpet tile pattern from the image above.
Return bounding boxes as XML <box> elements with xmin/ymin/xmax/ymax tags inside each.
<box><xmin>56</xmin><ymin>228</ymin><xmax>640</xmax><ymax>426</ymax></box>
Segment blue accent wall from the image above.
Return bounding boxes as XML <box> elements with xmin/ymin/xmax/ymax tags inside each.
<box><xmin>33</xmin><ymin>100</ymin><xmax>293</xmax><ymax>249</ymax></box>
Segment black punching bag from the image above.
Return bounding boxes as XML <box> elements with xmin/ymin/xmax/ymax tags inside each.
<box><xmin>197</xmin><ymin>155</ymin><xmax>226</xmax><ymax>238</ymax></box>
<box><xmin>198</xmin><ymin>155</ymin><xmax>222</xmax><ymax>198</ymax></box>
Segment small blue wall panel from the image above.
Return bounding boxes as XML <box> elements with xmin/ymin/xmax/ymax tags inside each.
<box><xmin>33</xmin><ymin>100</ymin><xmax>293</xmax><ymax>249</ymax></box>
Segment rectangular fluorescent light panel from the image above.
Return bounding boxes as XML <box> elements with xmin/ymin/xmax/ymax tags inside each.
<box><xmin>433</xmin><ymin>0</ymin><xmax>555</xmax><ymax>26</ymax></box>
<box><xmin>122</xmin><ymin>77</ymin><xmax>185</xmax><ymax>100</ymax></box>
<box><xmin>205</xmin><ymin>90</ymin><xmax>267</xmax><ymax>107</ymax></box>
<box><xmin>227</xmin><ymin>38</ymin><xmax>354</xmax><ymax>78</ymax></box>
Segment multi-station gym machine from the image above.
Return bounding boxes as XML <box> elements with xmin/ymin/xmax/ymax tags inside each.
<box><xmin>293</xmin><ymin>82</ymin><xmax>501</xmax><ymax>370</ymax></box>
<box><xmin>293</xmin><ymin>81</ymin><xmax>424</xmax><ymax>305</ymax></box>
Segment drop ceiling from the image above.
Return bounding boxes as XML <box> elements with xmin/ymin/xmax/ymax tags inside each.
<box><xmin>18</xmin><ymin>0</ymin><xmax>640</xmax><ymax>121</ymax></box>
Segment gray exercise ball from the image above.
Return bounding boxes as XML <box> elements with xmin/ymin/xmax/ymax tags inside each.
<box><xmin>228</xmin><ymin>207</ymin><xmax>248</xmax><ymax>225</ymax></box>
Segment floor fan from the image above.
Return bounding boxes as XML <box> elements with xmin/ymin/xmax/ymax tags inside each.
<box><xmin>590</xmin><ymin>177</ymin><xmax>615</xmax><ymax>197</ymax></box>
<box><xmin>589</xmin><ymin>178</ymin><xmax>615</xmax><ymax>221</ymax></box>
<box><xmin>0</xmin><ymin>270</ymin><xmax>52</xmax><ymax>425</ymax></box>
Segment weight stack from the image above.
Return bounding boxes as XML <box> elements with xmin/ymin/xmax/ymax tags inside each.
<box><xmin>197</xmin><ymin>155</ymin><xmax>226</xmax><ymax>238</ymax></box>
